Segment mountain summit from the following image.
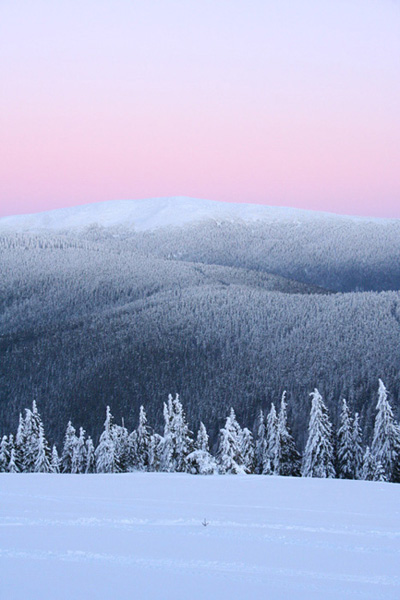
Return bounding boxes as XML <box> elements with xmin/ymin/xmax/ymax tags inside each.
<box><xmin>0</xmin><ymin>197</ymin><xmax>379</xmax><ymax>232</ymax></box>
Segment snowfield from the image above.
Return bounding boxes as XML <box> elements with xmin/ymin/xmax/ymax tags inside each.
<box><xmin>1</xmin><ymin>474</ymin><xmax>399</xmax><ymax>600</ymax></box>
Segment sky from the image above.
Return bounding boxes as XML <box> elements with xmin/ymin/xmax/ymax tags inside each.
<box><xmin>0</xmin><ymin>0</ymin><xmax>399</xmax><ymax>218</ymax></box>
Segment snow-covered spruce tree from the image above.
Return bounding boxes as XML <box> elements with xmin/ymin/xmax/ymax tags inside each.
<box><xmin>34</xmin><ymin>422</ymin><xmax>52</xmax><ymax>473</ymax></box>
<box><xmin>128</xmin><ymin>429</ymin><xmax>138</xmax><ymax>469</ymax></box>
<box><xmin>8</xmin><ymin>447</ymin><xmax>19</xmax><ymax>473</ymax></box>
<box><xmin>254</xmin><ymin>409</ymin><xmax>268</xmax><ymax>474</ymax></box>
<box><xmin>23</xmin><ymin>401</ymin><xmax>44</xmax><ymax>472</ymax></box>
<box><xmin>95</xmin><ymin>406</ymin><xmax>118</xmax><ymax>473</ymax></box>
<box><xmin>111</xmin><ymin>423</ymin><xmax>130</xmax><ymax>472</ymax></box>
<box><xmin>264</xmin><ymin>403</ymin><xmax>278</xmax><ymax>475</ymax></box>
<box><xmin>371</xmin><ymin>379</ymin><xmax>400</xmax><ymax>482</ymax></box>
<box><xmin>186</xmin><ymin>422</ymin><xmax>218</xmax><ymax>475</ymax></box>
<box><xmin>148</xmin><ymin>433</ymin><xmax>163</xmax><ymax>472</ymax></box>
<box><xmin>170</xmin><ymin>394</ymin><xmax>194</xmax><ymax>472</ymax></box>
<box><xmin>302</xmin><ymin>389</ymin><xmax>335</xmax><ymax>478</ymax></box>
<box><xmin>240</xmin><ymin>427</ymin><xmax>255</xmax><ymax>473</ymax></box>
<box><xmin>51</xmin><ymin>445</ymin><xmax>60</xmax><ymax>474</ymax></box>
<box><xmin>352</xmin><ymin>412</ymin><xmax>363</xmax><ymax>480</ymax></box>
<box><xmin>14</xmin><ymin>413</ymin><xmax>25</xmax><ymax>471</ymax></box>
<box><xmin>160</xmin><ymin>395</ymin><xmax>194</xmax><ymax>473</ymax></box>
<box><xmin>0</xmin><ymin>435</ymin><xmax>10</xmax><ymax>472</ymax></box>
<box><xmin>21</xmin><ymin>401</ymin><xmax>51</xmax><ymax>473</ymax></box>
<box><xmin>160</xmin><ymin>396</ymin><xmax>174</xmax><ymax>472</ymax></box>
<box><xmin>217</xmin><ymin>408</ymin><xmax>246</xmax><ymax>474</ymax></box>
<box><xmin>135</xmin><ymin>405</ymin><xmax>151</xmax><ymax>471</ymax></box>
<box><xmin>274</xmin><ymin>392</ymin><xmax>301</xmax><ymax>477</ymax></box>
<box><xmin>61</xmin><ymin>421</ymin><xmax>78</xmax><ymax>474</ymax></box>
<box><xmin>71</xmin><ymin>427</ymin><xmax>87</xmax><ymax>474</ymax></box>
<box><xmin>85</xmin><ymin>437</ymin><xmax>95</xmax><ymax>473</ymax></box>
<box><xmin>337</xmin><ymin>399</ymin><xmax>354</xmax><ymax>479</ymax></box>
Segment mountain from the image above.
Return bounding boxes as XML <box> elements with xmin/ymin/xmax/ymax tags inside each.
<box><xmin>0</xmin><ymin>196</ymin><xmax>385</xmax><ymax>233</ymax></box>
<box><xmin>1</xmin><ymin>198</ymin><xmax>399</xmax><ymax>447</ymax></box>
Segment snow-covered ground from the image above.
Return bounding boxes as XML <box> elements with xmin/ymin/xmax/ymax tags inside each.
<box><xmin>1</xmin><ymin>474</ymin><xmax>399</xmax><ymax>600</ymax></box>
<box><xmin>0</xmin><ymin>196</ymin><xmax>384</xmax><ymax>232</ymax></box>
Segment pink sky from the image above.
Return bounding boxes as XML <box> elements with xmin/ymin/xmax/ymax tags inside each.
<box><xmin>1</xmin><ymin>0</ymin><xmax>399</xmax><ymax>218</ymax></box>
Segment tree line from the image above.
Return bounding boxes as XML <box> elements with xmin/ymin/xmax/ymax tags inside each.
<box><xmin>1</xmin><ymin>379</ymin><xmax>399</xmax><ymax>483</ymax></box>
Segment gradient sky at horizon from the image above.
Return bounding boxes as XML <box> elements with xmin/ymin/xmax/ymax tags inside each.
<box><xmin>1</xmin><ymin>0</ymin><xmax>399</xmax><ymax>218</ymax></box>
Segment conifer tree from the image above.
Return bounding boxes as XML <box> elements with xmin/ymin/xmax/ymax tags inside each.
<box><xmin>170</xmin><ymin>394</ymin><xmax>194</xmax><ymax>472</ymax></box>
<box><xmin>95</xmin><ymin>406</ymin><xmax>118</xmax><ymax>473</ymax></box>
<box><xmin>14</xmin><ymin>413</ymin><xmax>25</xmax><ymax>471</ymax></box>
<box><xmin>135</xmin><ymin>406</ymin><xmax>151</xmax><ymax>471</ymax></box>
<box><xmin>160</xmin><ymin>396</ymin><xmax>174</xmax><ymax>472</ymax></box>
<box><xmin>23</xmin><ymin>402</ymin><xmax>43</xmax><ymax>472</ymax></box>
<box><xmin>8</xmin><ymin>447</ymin><xmax>19</xmax><ymax>473</ymax></box>
<box><xmin>34</xmin><ymin>422</ymin><xmax>52</xmax><ymax>473</ymax></box>
<box><xmin>196</xmin><ymin>422</ymin><xmax>210</xmax><ymax>453</ymax></box>
<box><xmin>187</xmin><ymin>422</ymin><xmax>217</xmax><ymax>475</ymax></box>
<box><xmin>217</xmin><ymin>408</ymin><xmax>246</xmax><ymax>474</ymax></box>
<box><xmin>371</xmin><ymin>380</ymin><xmax>400</xmax><ymax>482</ymax></box>
<box><xmin>337</xmin><ymin>399</ymin><xmax>354</xmax><ymax>479</ymax></box>
<box><xmin>51</xmin><ymin>445</ymin><xmax>60</xmax><ymax>474</ymax></box>
<box><xmin>240</xmin><ymin>427</ymin><xmax>255</xmax><ymax>473</ymax></box>
<box><xmin>61</xmin><ymin>421</ymin><xmax>78</xmax><ymax>473</ymax></box>
<box><xmin>352</xmin><ymin>412</ymin><xmax>363</xmax><ymax>479</ymax></box>
<box><xmin>0</xmin><ymin>435</ymin><xmax>9</xmax><ymax>472</ymax></box>
<box><xmin>274</xmin><ymin>392</ymin><xmax>301</xmax><ymax>477</ymax></box>
<box><xmin>255</xmin><ymin>409</ymin><xmax>268</xmax><ymax>474</ymax></box>
<box><xmin>264</xmin><ymin>403</ymin><xmax>278</xmax><ymax>474</ymax></box>
<box><xmin>85</xmin><ymin>437</ymin><xmax>95</xmax><ymax>473</ymax></box>
<box><xmin>302</xmin><ymin>389</ymin><xmax>335</xmax><ymax>478</ymax></box>
<box><xmin>148</xmin><ymin>433</ymin><xmax>163</xmax><ymax>472</ymax></box>
<box><xmin>71</xmin><ymin>427</ymin><xmax>87</xmax><ymax>474</ymax></box>
<box><xmin>111</xmin><ymin>423</ymin><xmax>129</xmax><ymax>472</ymax></box>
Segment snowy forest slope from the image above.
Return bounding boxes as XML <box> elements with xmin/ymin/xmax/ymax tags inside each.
<box><xmin>1</xmin><ymin>198</ymin><xmax>400</xmax><ymax>447</ymax></box>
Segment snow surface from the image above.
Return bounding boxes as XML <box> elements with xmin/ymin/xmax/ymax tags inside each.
<box><xmin>0</xmin><ymin>197</ymin><xmax>387</xmax><ymax>233</ymax></box>
<box><xmin>1</xmin><ymin>473</ymin><xmax>399</xmax><ymax>600</ymax></box>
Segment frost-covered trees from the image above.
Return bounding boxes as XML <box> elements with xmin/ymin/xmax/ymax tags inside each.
<box><xmin>371</xmin><ymin>380</ymin><xmax>400</xmax><ymax>483</ymax></box>
<box><xmin>85</xmin><ymin>437</ymin><xmax>95</xmax><ymax>473</ymax></box>
<box><xmin>352</xmin><ymin>412</ymin><xmax>363</xmax><ymax>480</ymax></box>
<box><xmin>255</xmin><ymin>410</ymin><xmax>268</xmax><ymax>474</ymax></box>
<box><xmin>274</xmin><ymin>392</ymin><xmax>301</xmax><ymax>477</ymax></box>
<box><xmin>264</xmin><ymin>403</ymin><xmax>278</xmax><ymax>475</ymax></box>
<box><xmin>240</xmin><ymin>428</ymin><xmax>255</xmax><ymax>473</ymax></box>
<box><xmin>71</xmin><ymin>428</ymin><xmax>87</xmax><ymax>474</ymax></box>
<box><xmin>34</xmin><ymin>423</ymin><xmax>52</xmax><ymax>473</ymax></box>
<box><xmin>217</xmin><ymin>408</ymin><xmax>246</xmax><ymax>474</ymax></box>
<box><xmin>337</xmin><ymin>399</ymin><xmax>354</xmax><ymax>479</ymax></box>
<box><xmin>302</xmin><ymin>390</ymin><xmax>335</xmax><ymax>478</ymax></box>
<box><xmin>187</xmin><ymin>422</ymin><xmax>217</xmax><ymax>474</ymax></box>
<box><xmin>95</xmin><ymin>406</ymin><xmax>118</xmax><ymax>473</ymax></box>
<box><xmin>134</xmin><ymin>406</ymin><xmax>151</xmax><ymax>471</ymax></box>
<box><xmin>160</xmin><ymin>395</ymin><xmax>194</xmax><ymax>473</ymax></box>
<box><xmin>3</xmin><ymin>380</ymin><xmax>399</xmax><ymax>483</ymax></box>
<box><xmin>61</xmin><ymin>421</ymin><xmax>77</xmax><ymax>473</ymax></box>
<box><xmin>51</xmin><ymin>445</ymin><xmax>60</xmax><ymax>473</ymax></box>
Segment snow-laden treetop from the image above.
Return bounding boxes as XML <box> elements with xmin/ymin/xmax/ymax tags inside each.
<box><xmin>0</xmin><ymin>197</ymin><xmax>389</xmax><ymax>233</ymax></box>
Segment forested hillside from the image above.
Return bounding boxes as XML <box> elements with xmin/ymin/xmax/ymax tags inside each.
<box><xmin>1</xmin><ymin>200</ymin><xmax>400</xmax><ymax>448</ymax></box>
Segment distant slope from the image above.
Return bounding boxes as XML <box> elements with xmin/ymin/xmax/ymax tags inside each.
<box><xmin>1</xmin><ymin>229</ymin><xmax>400</xmax><ymax>446</ymax></box>
<box><xmin>2</xmin><ymin>197</ymin><xmax>399</xmax><ymax>292</ymax></box>
<box><xmin>1</xmin><ymin>199</ymin><xmax>400</xmax><ymax>447</ymax></box>
<box><xmin>0</xmin><ymin>196</ymin><xmax>388</xmax><ymax>232</ymax></box>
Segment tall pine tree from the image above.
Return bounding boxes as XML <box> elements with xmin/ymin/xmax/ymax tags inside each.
<box><xmin>302</xmin><ymin>389</ymin><xmax>335</xmax><ymax>478</ymax></box>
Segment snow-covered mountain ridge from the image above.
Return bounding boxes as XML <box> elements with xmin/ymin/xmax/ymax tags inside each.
<box><xmin>0</xmin><ymin>197</ymin><xmax>392</xmax><ymax>232</ymax></box>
